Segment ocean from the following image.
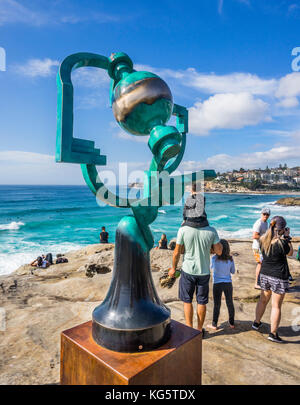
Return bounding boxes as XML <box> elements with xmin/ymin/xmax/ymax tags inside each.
<box><xmin>0</xmin><ymin>185</ymin><xmax>299</xmax><ymax>275</ymax></box>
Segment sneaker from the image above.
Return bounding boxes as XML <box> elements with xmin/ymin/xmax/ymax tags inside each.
<box><xmin>268</xmin><ymin>332</ymin><xmax>284</xmax><ymax>343</ymax></box>
<box><xmin>252</xmin><ymin>321</ymin><xmax>262</xmax><ymax>330</ymax></box>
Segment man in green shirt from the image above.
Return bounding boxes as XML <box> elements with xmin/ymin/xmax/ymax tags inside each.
<box><xmin>169</xmin><ymin>189</ymin><xmax>222</xmax><ymax>335</ymax></box>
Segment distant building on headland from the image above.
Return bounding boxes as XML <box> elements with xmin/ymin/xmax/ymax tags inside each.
<box><xmin>214</xmin><ymin>164</ymin><xmax>300</xmax><ymax>192</ymax></box>
<box><xmin>128</xmin><ymin>165</ymin><xmax>300</xmax><ymax>193</ymax></box>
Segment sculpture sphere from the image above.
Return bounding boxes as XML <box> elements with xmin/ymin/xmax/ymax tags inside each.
<box><xmin>112</xmin><ymin>71</ymin><xmax>173</xmax><ymax>136</ymax></box>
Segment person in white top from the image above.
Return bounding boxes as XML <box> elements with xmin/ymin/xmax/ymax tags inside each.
<box><xmin>252</xmin><ymin>207</ymin><xmax>270</xmax><ymax>289</ymax></box>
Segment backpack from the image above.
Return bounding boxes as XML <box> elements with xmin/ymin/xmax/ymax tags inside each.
<box><xmin>56</xmin><ymin>257</ymin><xmax>68</xmax><ymax>264</ymax></box>
<box><xmin>297</xmin><ymin>246</ymin><xmax>300</xmax><ymax>261</ymax></box>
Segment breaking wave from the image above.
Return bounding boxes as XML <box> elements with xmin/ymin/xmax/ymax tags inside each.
<box><xmin>0</xmin><ymin>221</ymin><xmax>25</xmax><ymax>231</ymax></box>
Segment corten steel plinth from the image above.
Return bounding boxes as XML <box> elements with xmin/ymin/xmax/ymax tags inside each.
<box><xmin>61</xmin><ymin>320</ymin><xmax>202</xmax><ymax>385</ymax></box>
<box><xmin>56</xmin><ymin>51</ymin><xmax>216</xmax><ymax>352</ymax></box>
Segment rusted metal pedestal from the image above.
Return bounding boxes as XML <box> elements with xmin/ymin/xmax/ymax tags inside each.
<box><xmin>60</xmin><ymin>319</ymin><xmax>202</xmax><ymax>385</ymax></box>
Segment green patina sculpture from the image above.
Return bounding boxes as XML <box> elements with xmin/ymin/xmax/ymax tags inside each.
<box><xmin>56</xmin><ymin>51</ymin><xmax>216</xmax><ymax>352</ymax></box>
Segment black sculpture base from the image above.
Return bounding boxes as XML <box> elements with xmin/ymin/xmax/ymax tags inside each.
<box><xmin>92</xmin><ymin>319</ymin><xmax>171</xmax><ymax>353</ymax></box>
<box><xmin>92</xmin><ymin>215</ymin><xmax>171</xmax><ymax>352</ymax></box>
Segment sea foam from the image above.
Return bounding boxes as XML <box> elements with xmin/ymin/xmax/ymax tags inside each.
<box><xmin>0</xmin><ymin>241</ymin><xmax>84</xmax><ymax>276</ymax></box>
<box><xmin>219</xmin><ymin>228</ymin><xmax>253</xmax><ymax>239</ymax></box>
<box><xmin>212</xmin><ymin>215</ymin><xmax>228</xmax><ymax>221</ymax></box>
<box><xmin>0</xmin><ymin>221</ymin><xmax>25</xmax><ymax>231</ymax></box>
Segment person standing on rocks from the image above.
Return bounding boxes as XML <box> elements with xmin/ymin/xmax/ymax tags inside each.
<box><xmin>252</xmin><ymin>207</ymin><xmax>270</xmax><ymax>289</ymax></box>
<box><xmin>168</xmin><ymin>185</ymin><xmax>223</xmax><ymax>336</ymax></box>
<box><xmin>100</xmin><ymin>226</ymin><xmax>109</xmax><ymax>243</ymax></box>
<box><xmin>252</xmin><ymin>216</ymin><xmax>293</xmax><ymax>343</ymax></box>
<box><xmin>207</xmin><ymin>239</ymin><xmax>236</xmax><ymax>330</ymax></box>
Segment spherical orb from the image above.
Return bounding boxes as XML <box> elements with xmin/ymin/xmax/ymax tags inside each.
<box><xmin>112</xmin><ymin>71</ymin><xmax>173</xmax><ymax>136</ymax></box>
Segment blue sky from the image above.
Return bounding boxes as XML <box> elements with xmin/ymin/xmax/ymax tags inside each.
<box><xmin>0</xmin><ymin>0</ymin><xmax>300</xmax><ymax>184</ymax></box>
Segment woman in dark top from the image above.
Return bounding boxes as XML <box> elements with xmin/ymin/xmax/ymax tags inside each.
<box><xmin>158</xmin><ymin>234</ymin><xmax>168</xmax><ymax>249</ymax></box>
<box><xmin>252</xmin><ymin>216</ymin><xmax>293</xmax><ymax>343</ymax></box>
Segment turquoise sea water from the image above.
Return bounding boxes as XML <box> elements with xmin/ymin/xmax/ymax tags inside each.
<box><xmin>0</xmin><ymin>185</ymin><xmax>299</xmax><ymax>275</ymax></box>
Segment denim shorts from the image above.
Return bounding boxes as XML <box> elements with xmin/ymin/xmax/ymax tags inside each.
<box><xmin>179</xmin><ymin>271</ymin><xmax>210</xmax><ymax>305</ymax></box>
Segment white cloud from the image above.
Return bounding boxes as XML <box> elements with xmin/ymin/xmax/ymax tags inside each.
<box><xmin>117</xmin><ymin>131</ymin><xmax>149</xmax><ymax>143</ymax></box>
<box><xmin>291</xmin><ymin>130</ymin><xmax>300</xmax><ymax>140</ymax></box>
<box><xmin>185</xmin><ymin>71</ymin><xmax>277</xmax><ymax>95</ymax></box>
<box><xmin>0</xmin><ymin>151</ymin><xmax>84</xmax><ymax>185</ymax></box>
<box><xmin>276</xmin><ymin>72</ymin><xmax>300</xmax><ymax>98</ymax></box>
<box><xmin>2</xmin><ymin>141</ymin><xmax>298</xmax><ymax>185</ymax></box>
<box><xmin>0</xmin><ymin>150</ymin><xmax>53</xmax><ymax>164</ymax></box>
<box><xmin>15</xmin><ymin>58</ymin><xmax>59</xmax><ymax>77</ymax></box>
<box><xmin>72</xmin><ymin>69</ymin><xmax>110</xmax><ymax>110</ymax></box>
<box><xmin>275</xmin><ymin>72</ymin><xmax>300</xmax><ymax>107</ymax></box>
<box><xmin>189</xmin><ymin>92</ymin><xmax>270</xmax><ymax>135</ymax></box>
<box><xmin>262</xmin><ymin>129</ymin><xmax>292</xmax><ymax>137</ymax></box>
<box><xmin>0</xmin><ymin>0</ymin><xmax>120</xmax><ymax>26</ymax></box>
<box><xmin>136</xmin><ymin>64</ymin><xmax>277</xmax><ymax>96</ymax></box>
<box><xmin>180</xmin><ymin>143</ymin><xmax>300</xmax><ymax>172</ymax></box>
<box><xmin>0</xmin><ymin>0</ymin><xmax>46</xmax><ymax>26</ymax></box>
<box><xmin>60</xmin><ymin>12</ymin><xmax>120</xmax><ymax>24</ymax></box>
<box><xmin>135</xmin><ymin>65</ymin><xmax>300</xmax><ymax>116</ymax></box>
<box><xmin>72</xmin><ymin>68</ymin><xmax>110</xmax><ymax>88</ymax></box>
<box><xmin>276</xmin><ymin>97</ymin><xmax>299</xmax><ymax>108</ymax></box>
<box><xmin>108</xmin><ymin>121</ymin><xmax>149</xmax><ymax>144</ymax></box>
<box><xmin>0</xmin><ymin>151</ymin><xmax>151</xmax><ymax>185</ymax></box>
<box><xmin>134</xmin><ymin>64</ymin><xmax>300</xmax><ymax>135</ymax></box>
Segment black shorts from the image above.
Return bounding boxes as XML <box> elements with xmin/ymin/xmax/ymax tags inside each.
<box><xmin>179</xmin><ymin>271</ymin><xmax>210</xmax><ymax>305</ymax></box>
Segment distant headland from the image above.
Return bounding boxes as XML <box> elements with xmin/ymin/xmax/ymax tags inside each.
<box><xmin>276</xmin><ymin>197</ymin><xmax>300</xmax><ymax>206</ymax></box>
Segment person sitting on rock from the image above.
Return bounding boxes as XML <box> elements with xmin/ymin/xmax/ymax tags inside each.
<box><xmin>252</xmin><ymin>216</ymin><xmax>293</xmax><ymax>343</ymax></box>
<box><xmin>100</xmin><ymin>226</ymin><xmax>109</xmax><ymax>243</ymax></box>
<box><xmin>156</xmin><ymin>233</ymin><xmax>168</xmax><ymax>250</ymax></box>
<box><xmin>30</xmin><ymin>256</ymin><xmax>50</xmax><ymax>269</ymax></box>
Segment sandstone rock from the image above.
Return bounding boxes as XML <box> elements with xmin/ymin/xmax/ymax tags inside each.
<box><xmin>168</xmin><ymin>238</ymin><xmax>176</xmax><ymax>250</ymax></box>
<box><xmin>85</xmin><ymin>264</ymin><xmax>111</xmax><ymax>278</ymax></box>
<box><xmin>276</xmin><ymin>197</ymin><xmax>300</xmax><ymax>206</ymax></box>
<box><xmin>77</xmin><ymin>251</ymin><xmax>113</xmax><ymax>277</ymax></box>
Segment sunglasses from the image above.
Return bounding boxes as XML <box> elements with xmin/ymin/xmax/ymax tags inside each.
<box><xmin>262</xmin><ymin>213</ymin><xmax>270</xmax><ymax>216</ymax></box>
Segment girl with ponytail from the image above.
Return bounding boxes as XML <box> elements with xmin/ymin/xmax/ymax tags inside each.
<box><xmin>252</xmin><ymin>216</ymin><xmax>293</xmax><ymax>343</ymax></box>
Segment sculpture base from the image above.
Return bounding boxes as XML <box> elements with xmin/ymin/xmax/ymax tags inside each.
<box><xmin>92</xmin><ymin>318</ymin><xmax>171</xmax><ymax>352</ymax></box>
<box><xmin>61</xmin><ymin>320</ymin><xmax>202</xmax><ymax>385</ymax></box>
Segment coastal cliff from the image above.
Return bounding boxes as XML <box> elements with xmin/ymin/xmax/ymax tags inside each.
<box><xmin>0</xmin><ymin>241</ymin><xmax>299</xmax><ymax>385</ymax></box>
